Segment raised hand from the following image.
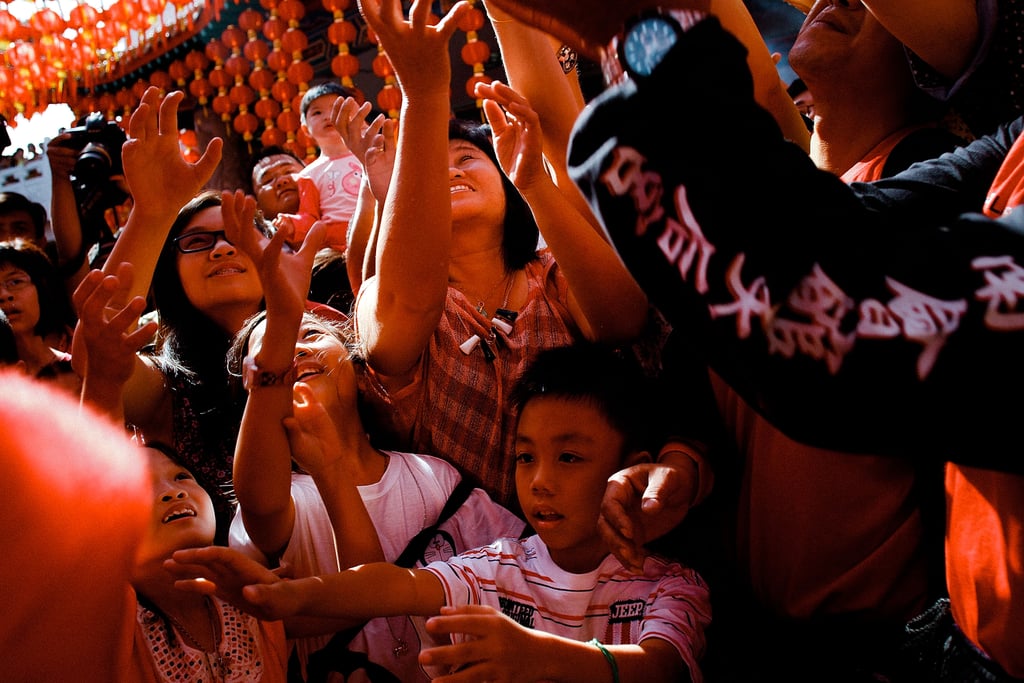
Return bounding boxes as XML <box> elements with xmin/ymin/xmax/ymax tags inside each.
<box><xmin>330</xmin><ymin>96</ymin><xmax>396</xmax><ymax>202</ymax></box>
<box><xmin>282</xmin><ymin>382</ymin><xmax>348</xmax><ymax>477</ymax></box>
<box><xmin>122</xmin><ymin>88</ymin><xmax>223</xmax><ymax>219</ymax></box>
<box><xmin>357</xmin><ymin>0</ymin><xmax>469</xmax><ymax>98</ymax></box>
<box><xmin>220</xmin><ymin>189</ymin><xmax>327</xmax><ymax>323</ymax></box>
<box><xmin>72</xmin><ymin>262</ymin><xmax>157</xmax><ymax>416</ymax></box>
<box><xmin>477</xmin><ymin>80</ymin><xmax>548</xmax><ymax>195</ymax></box>
<box><xmin>597</xmin><ymin>460</ymin><xmax>700</xmax><ymax>572</ymax></box>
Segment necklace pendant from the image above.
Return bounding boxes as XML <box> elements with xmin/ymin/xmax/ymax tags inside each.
<box><xmin>393</xmin><ymin>640</ymin><xmax>409</xmax><ymax>657</ymax></box>
<box><xmin>476</xmin><ymin>301</ymin><xmax>486</xmax><ymax>316</ymax></box>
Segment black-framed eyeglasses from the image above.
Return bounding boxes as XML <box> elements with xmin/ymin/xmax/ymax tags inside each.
<box><xmin>173</xmin><ymin>230</ymin><xmax>231</xmax><ymax>254</ymax></box>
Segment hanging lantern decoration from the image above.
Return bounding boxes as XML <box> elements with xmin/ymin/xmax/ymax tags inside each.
<box><xmin>149</xmin><ymin>69</ymin><xmax>174</xmax><ymax>94</ymax></box>
<box><xmin>458</xmin><ymin>1</ymin><xmax>491</xmax><ymax>108</ymax></box>
<box><xmin>179</xmin><ymin>128</ymin><xmax>200</xmax><ymax>162</ymax></box>
<box><xmin>239</xmin><ymin>7</ymin><xmax>278</xmax><ymax>149</ymax></box>
<box><xmin>185</xmin><ymin>49</ymin><xmax>213</xmax><ymax>110</ymax></box>
<box><xmin>372</xmin><ymin>47</ymin><xmax>401</xmax><ymax>119</ymax></box>
<box><xmin>206</xmin><ymin>38</ymin><xmax>234</xmax><ymax>126</ymax></box>
<box><xmin>169</xmin><ymin>59</ymin><xmax>190</xmax><ymax>89</ymax></box>
<box><xmin>322</xmin><ymin>0</ymin><xmax>358</xmax><ymax>89</ymax></box>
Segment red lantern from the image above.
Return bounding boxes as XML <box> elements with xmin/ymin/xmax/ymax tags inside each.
<box><xmin>376</xmin><ymin>82</ymin><xmax>402</xmax><ymax>116</ymax></box>
<box><xmin>0</xmin><ymin>10</ymin><xmax>20</xmax><ymax>41</ymax></box>
<box><xmin>209</xmin><ymin>68</ymin><xmax>232</xmax><ymax>91</ymax></box>
<box><xmin>225</xmin><ymin>54</ymin><xmax>252</xmax><ymax>80</ymax></box>
<box><xmin>277</xmin><ymin>108</ymin><xmax>300</xmax><ymax>133</ymax></box>
<box><xmin>234</xmin><ymin>111</ymin><xmax>259</xmax><ymax>140</ymax></box>
<box><xmin>281</xmin><ymin>27</ymin><xmax>307</xmax><ymax>54</ymax></box>
<box><xmin>239</xmin><ymin>8</ymin><xmax>264</xmax><ymax>33</ymax></box>
<box><xmin>278</xmin><ymin>0</ymin><xmax>305</xmax><ymax>24</ymax></box>
<box><xmin>184</xmin><ymin>50</ymin><xmax>210</xmax><ymax>73</ymax></box>
<box><xmin>372</xmin><ymin>52</ymin><xmax>394</xmax><ymax>79</ymax></box>
<box><xmin>331</xmin><ymin>53</ymin><xmax>360</xmax><ymax>81</ymax></box>
<box><xmin>249</xmin><ymin>68</ymin><xmax>275</xmax><ymax>93</ymax></box>
<box><xmin>222</xmin><ymin>25</ymin><xmax>246</xmax><ymax>50</ymax></box>
<box><xmin>230</xmin><ymin>84</ymin><xmax>256</xmax><ymax>108</ymax></box>
<box><xmin>286</xmin><ymin>61</ymin><xmax>313</xmax><ymax>87</ymax></box>
<box><xmin>206</xmin><ymin>39</ymin><xmax>229</xmax><ymax>64</ymax></box>
<box><xmin>322</xmin><ymin>0</ymin><xmax>351</xmax><ymax>12</ymax></box>
<box><xmin>327</xmin><ymin>20</ymin><xmax>357</xmax><ymax>46</ymax></box>
<box><xmin>254</xmin><ymin>97</ymin><xmax>281</xmax><ymax>120</ymax></box>
<box><xmin>271</xmin><ymin>78</ymin><xmax>298</xmax><ymax>104</ymax></box>
<box><xmin>30</xmin><ymin>8</ymin><xmax>66</xmax><ymax>36</ymax></box>
<box><xmin>465</xmin><ymin>72</ymin><xmax>491</xmax><ymax>99</ymax></box>
<box><xmin>261</xmin><ymin>125</ymin><xmax>287</xmax><ymax>148</ymax></box>
<box><xmin>244</xmin><ymin>39</ymin><xmax>270</xmax><ymax>64</ymax></box>
<box><xmin>150</xmin><ymin>70</ymin><xmax>173</xmax><ymax>93</ymax></box>
<box><xmin>457</xmin><ymin>6</ymin><xmax>485</xmax><ymax>32</ymax></box>
<box><xmin>267</xmin><ymin>48</ymin><xmax>291</xmax><ymax>73</ymax></box>
<box><xmin>213</xmin><ymin>93</ymin><xmax>234</xmax><ymax>121</ymax></box>
<box><xmin>169</xmin><ymin>60</ymin><xmax>190</xmax><ymax>86</ymax></box>
<box><xmin>189</xmin><ymin>77</ymin><xmax>213</xmax><ymax>106</ymax></box>
<box><xmin>262</xmin><ymin>16</ymin><xmax>287</xmax><ymax>42</ymax></box>
<box><xmin>179</xmin><ymin>128</ymin><xmax>200</xmax><ymax>162</ymax></box>
<box><xmin>461</xmin><ymin>39</ymin><xmax>491</xmax><ymax>67</ymax></box>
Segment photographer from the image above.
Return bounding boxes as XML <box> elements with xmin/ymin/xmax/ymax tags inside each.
<box><xmin>46</xmin><ymin>114</ymin><xmax>131</xmax><ymax>297</ymax></box>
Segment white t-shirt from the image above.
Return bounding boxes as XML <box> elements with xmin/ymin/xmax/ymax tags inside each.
<box><xmin>229</xmin><ymin>450</ymin><xmax>525</xmax><ymax>683</ymax></box>
<box><xmin>424</xmin><ymin>535</ymin><xmax>712</xmax><ymax>683</ymax></box>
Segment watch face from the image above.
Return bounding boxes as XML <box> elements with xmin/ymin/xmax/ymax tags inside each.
<box><xmin>623</xmin><ymin>16</ymin><xmax>679</xmax><ymax>78</ymax></box>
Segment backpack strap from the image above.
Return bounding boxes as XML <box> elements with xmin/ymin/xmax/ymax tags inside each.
<box><xmin>394</xmin><ymin>476</ymin><xmax>476</xmax><ymax>568</ymax></box>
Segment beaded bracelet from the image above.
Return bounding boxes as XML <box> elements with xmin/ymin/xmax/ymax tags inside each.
<box><xmin>588</xmin><ymin>638</ymin><xmax>620</xmax><ymax>683</ymax></box>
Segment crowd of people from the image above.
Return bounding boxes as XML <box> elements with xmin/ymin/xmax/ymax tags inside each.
<box><xmin>3</xmin><ymin>0</ymin><xmax>1022</xmax><ymax>682</ymax></box>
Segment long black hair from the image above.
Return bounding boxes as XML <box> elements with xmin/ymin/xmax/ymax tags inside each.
<box><xmin>448</xmin><ymin>118</ymin><xmax>540</xmax><ymax>271</ymax></box>
<box><xmin>0</xmin><ymin>238</ymin><xmax>76</xmax><ymax>339</ymax></box>
<box><xmin>149</xmin><ymin>190</ymin><xmax>268</xmax><ymax>384</ymax></box>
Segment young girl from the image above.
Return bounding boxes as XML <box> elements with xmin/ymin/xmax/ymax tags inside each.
<box><xmin>77</xmin><ymin>264</ymin><xmax>290</xmax><ymax>682</ymax></box>
<box><xmin>222</xmin><ymin>201</ymin><xmax>524</xmax><ymax>681</ymax></box>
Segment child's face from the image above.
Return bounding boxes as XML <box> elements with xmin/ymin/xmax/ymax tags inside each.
<box><xmin>137</xmin><ymin>447</ymin><xmax>217</xmax><ymax>567</ymax></box>
<box><xmin>301</xmin><ymin>95</ymin><xmax>344</xmax><ymax>145</ymax></box>
<box><xmin>514</xmin><ymin>396</ymin><xmax>626</xmax><ymax>574</ymax></box>
<box><xmin>247</xmin><ymin>317</ymin><xmax>358</xmax><ymax>409</ymax></box>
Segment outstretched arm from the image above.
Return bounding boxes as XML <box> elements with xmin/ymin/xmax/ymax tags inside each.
<box><xmin>168</xmin><ymin>546</ymin><xmax>445</xmax><ymax>622</ymax></box>
<box><xmin>477</xmin><ymin>81</ymin><xmax>648</xmax><ymax>342</ymax></box>
<box><xmin>354</xmin><ymin>0</ymin><xmax>469</xmax><ymax>378</ymax></box>
<box><xmin>224</xmin><ymin>192</ymin><xmax>323</xmax><ymax>558</ymax></box>
<box><xmin>102</xmin><ymin>88</ymin><xmax>223</xmax><ymax>300</ymax></box>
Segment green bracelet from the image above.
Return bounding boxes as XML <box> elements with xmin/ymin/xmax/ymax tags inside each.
<box><xmin>588</xmin><ymin>638</ymin><xmax>620</xmax><ymax>683</ymax></box>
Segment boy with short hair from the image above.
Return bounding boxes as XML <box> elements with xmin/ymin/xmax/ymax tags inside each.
<box><xmin>274</xmin><ymin>82</ymin><xmax>364</xmax><ymax>252</ymax></box>
<box><xmin>169</xmin><ymin>341</ymin><xmax>712</xmax><ymax>683</ymax></box>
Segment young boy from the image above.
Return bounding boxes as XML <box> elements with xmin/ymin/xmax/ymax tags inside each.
<box><xmin>274</xmin><ymin>82</ymin><xmax>365</xmax><ymax>253</ymax></box>
<box><xmin>169</xmin><ymin>341</ymin><xmax>712</xmax><ymax>683</ymax></box>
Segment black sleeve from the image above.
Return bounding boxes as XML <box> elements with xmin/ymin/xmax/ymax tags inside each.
<box><xmin>567</xmin><ymin>16</ymin><xmax>1024</xmax><ymax>472</ymax></box>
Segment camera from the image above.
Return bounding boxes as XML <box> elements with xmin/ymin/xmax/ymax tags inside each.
<box><xmin>63</xmin><ymin>112</ymin><xmax>127</xmax><ymax>181</ymax></box>
<box><xmin>60</xmin><ymin>112</ymin><xmax>130</xmax><ymax>259</ymax></box>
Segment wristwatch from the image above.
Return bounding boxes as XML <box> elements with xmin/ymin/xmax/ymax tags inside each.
<box><xmin>242</xmin><ymin>355</ymin><xmax>296</xmax><ymax>391</ymax></box>
<box><xmin>604</xmin><ymin>8</ymin><xmax>709</xmax><ymax>84</ymax></box>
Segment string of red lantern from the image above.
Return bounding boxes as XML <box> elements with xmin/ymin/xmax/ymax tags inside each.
<box><xmin>458</xmin><ymin>0</ymin><xmax>491</xmax><ymax>111</ymax></box>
